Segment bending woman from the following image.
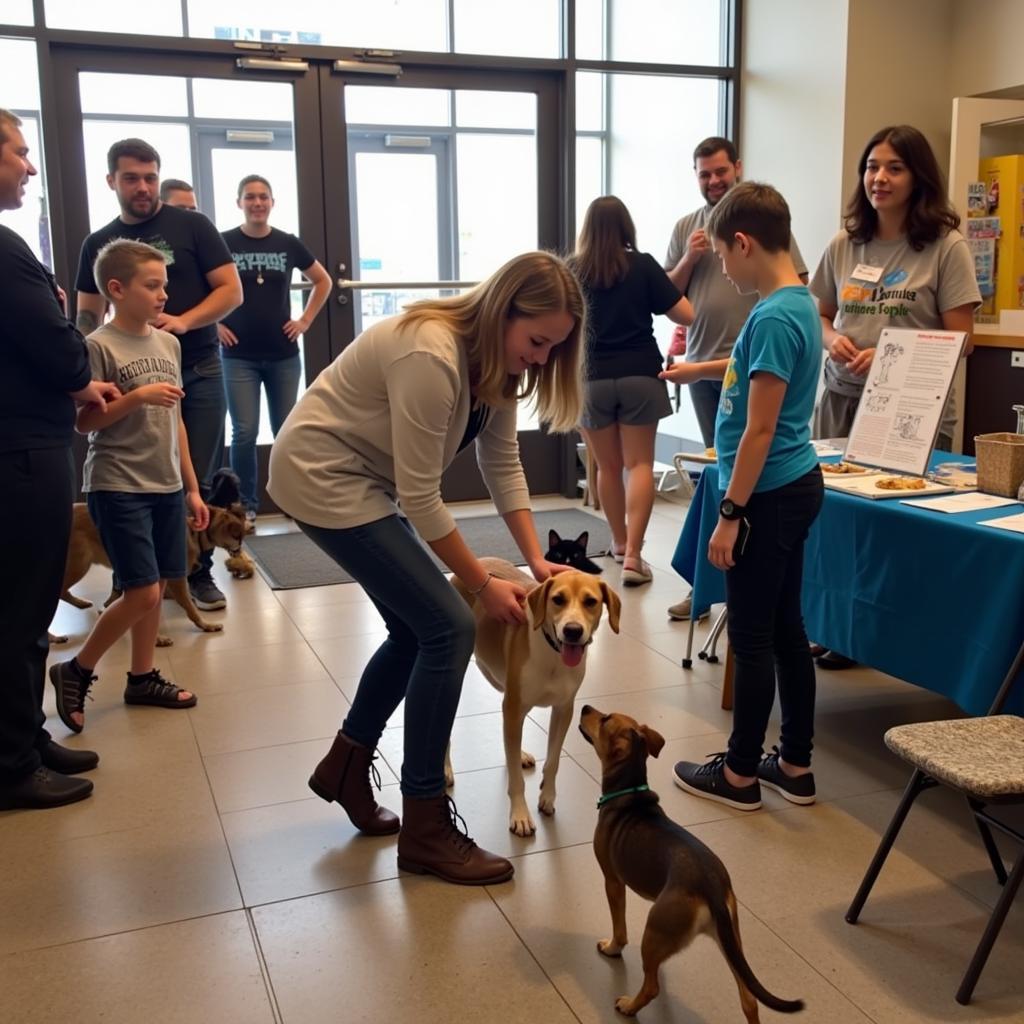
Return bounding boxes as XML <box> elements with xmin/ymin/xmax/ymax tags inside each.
<box><xmin>268</xmin><ymin>252</ymin><xmax>585</xmax><ymax>886</ymax></box>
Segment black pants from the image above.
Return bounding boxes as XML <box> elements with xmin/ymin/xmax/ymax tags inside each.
<box><xmin>0</xmin><ymin>447</ymin><xmax>74</xmax><ymax>783</ymax></box>
<box><xmin>724</xmin><ymin>467</ymin><xmax>824</xmax><ymax>778</ymax></box>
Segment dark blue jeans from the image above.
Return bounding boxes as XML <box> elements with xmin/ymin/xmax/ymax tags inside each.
<box><xmin>182</xmin><ymin>354</ymin><xmax>226</xmax><ymax>577</ymax></box>
<box><xmin>222</xmin><ymin>353</ymin><xmax>301</xmax><ymax>512</ymax></box>
<box><xmin>689</xmin><ymin>378</ymin><xmax>723</xmax><ymax>449</ymax></box>
<box><xmin>298</xmin><ymin>515</ymin><xmax>476</xmax><ymax>798</ymax></box>
<box><xmin>724</xmin><ymin>467</ymin><xmax>824</xmax><ymax>777</ymax></box>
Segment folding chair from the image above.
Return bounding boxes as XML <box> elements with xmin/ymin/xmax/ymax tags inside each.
<box><xmin>845</xmin><ymin>640</ymin><xmax>1024</xmax><ymax>1005</ymax></box>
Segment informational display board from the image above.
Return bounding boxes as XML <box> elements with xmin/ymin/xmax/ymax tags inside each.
<box><xmin>844</xmin><ymin>328</ymin><xmax>968</xmax><ymax>477</ymax></box>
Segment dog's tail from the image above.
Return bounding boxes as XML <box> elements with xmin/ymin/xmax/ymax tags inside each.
<box><xmin>710</xmin><ymin>892</ymin><xmax>804</xmax><ymax>1014</ymax></box>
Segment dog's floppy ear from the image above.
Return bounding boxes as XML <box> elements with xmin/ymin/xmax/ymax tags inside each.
<box><xmin>527</xmin><ymin>577</ymin><xmax>555</xmax><ymax>630</ymax></box>
<box><xmin>638</xmin><ymin>725</ymin><xmax>665</xmax><ymax>759</ymax></box>
<box><xmin>599</xmin><ymin>581</ymin><xmax>621</xmax><ymax>634</ymax></box>
<box><xmin>548</xmin><ymin>529</ymin><xmax>561</xmax><ymax>550</ymax></box>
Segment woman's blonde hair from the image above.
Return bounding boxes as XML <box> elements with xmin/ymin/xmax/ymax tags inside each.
<box><xmin>401</xmin><ymin>251</ymin><xmax>586</xmax><ymax>432</ymax></box>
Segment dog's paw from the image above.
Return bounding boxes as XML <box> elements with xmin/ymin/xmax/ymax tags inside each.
<box><xmin>198</xmin><ymin>622</ymin><xmax>224</xmax><ymax>633</ymax></box>
<box><xmin>155</xmin><ymin>634</ymin><xmax>174</xmax><ymax>647</ymax></box>
<box><xmin>509</xmin><ymin>805</ymin><xmax>536</xmax><ymax>836</ymax></box>
<box><xmin>520</xmin><ymin>749</ymin><xmax>536</xmax><ymax>769</ymax></box>
<box><xmin>597</xmin><ymin>939</ymin><xmax>623</xmax><ymax>958</ymax></box>
<box><xmin>614</xmin><ymin>996</ymin><xmax>639</xmax><ymax>1016</ymax></box>
<box><xmin>537</xmin><ymin>790</ymin><xmax>556</xmax><ymax>816</ymax></box>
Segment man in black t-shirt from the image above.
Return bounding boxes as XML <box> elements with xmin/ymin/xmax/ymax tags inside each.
<box><xmin>75</xmin><ymin>139</ymin><xmax>242</xmax><ymax>611</ymax></box>
<box><xmin>0</xmin><ymin>109</ymin><xmax>120</xmax><ymax>810</ymax></box>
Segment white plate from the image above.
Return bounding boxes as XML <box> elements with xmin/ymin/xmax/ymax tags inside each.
<box><xmin>823</xmin><ymin>473</ymin><xmax>955</xmax><ymax>500</ymax></box>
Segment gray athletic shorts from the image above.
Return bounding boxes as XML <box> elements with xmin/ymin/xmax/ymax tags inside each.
<box><xmin>580</xmin><ymin>375</ymin><xmax>673</xmax><ymax>430</ymax></box>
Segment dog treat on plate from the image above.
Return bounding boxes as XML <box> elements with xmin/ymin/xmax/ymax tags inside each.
<box><xmin>875</xmin><ymin>476</ymin><xmax>927</xmax><ymax>490</ymax></box>
<box><xmin>821</xmin><ymin>462</ymin><xmax>867</xmax><ymax>474</ymax></box>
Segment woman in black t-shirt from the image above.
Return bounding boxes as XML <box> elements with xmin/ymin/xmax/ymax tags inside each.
<box><xmin>571</xmin><ymin>196</ymin><xmax>693</xmax><ymax>585</ymax></box>
<box><xmin>219</xmin><ymin>175</ymin><xmax>332</xmax><ymax>519</ymax></box>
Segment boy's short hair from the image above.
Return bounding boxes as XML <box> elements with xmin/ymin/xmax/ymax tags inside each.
<box><xmin>693</xmin><ymin>136</ymin><xmax>738</xmax><ymax>166</ymax></box>
<box><xmin>107</xmin><ymin>138</ymin><xmax>161</xmax><ymax>175</ymax></box>
<box><xmin>0</xmin><ymin>108</ymin><xmax>23</xmax><ymax>147</ymax></box>
<box><xmin>93</xmin><ymin>239</ymin><xmax>167</xmax><ymax>302</ymax></box>
<box><xmin>705</xmin><ymin>181</ymin><xmax>791</xmax><ymax>253</ymax></box>
<box><xmin>159</xmin><ymin>178</ymin><xmax>194</xmax><ymax>200</ymax></box>
<box><xmin>237</xmin><ymin>174</ymin><xmax>272</xmax><ymax>199</ymax></box>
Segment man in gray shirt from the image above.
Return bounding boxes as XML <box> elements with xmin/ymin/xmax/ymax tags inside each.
<box><xmin>663</xmin><ymin>137</ymin><xmax>808</xmax><ymax>621</ymax></box>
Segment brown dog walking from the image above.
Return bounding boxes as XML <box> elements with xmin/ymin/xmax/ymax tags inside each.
<box><xmin>579</xmin><ymin>705</ymin><xmax>804</xmax><ymax>1020</ymax></box>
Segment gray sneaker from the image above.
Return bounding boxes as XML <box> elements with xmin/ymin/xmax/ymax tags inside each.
<box><xmin>188</xmin><ymin>568</ymin><xmax>227</xmax><ymax>611</ymax></box>
<box><xmin>667</xmin><ymin>596</ymin><xmax>709</xmax><ymax>622</ymax></box>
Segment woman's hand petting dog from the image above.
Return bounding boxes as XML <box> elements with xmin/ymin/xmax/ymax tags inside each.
<box><xmin>528</xmin><ymin>557</ymin><xmax>576</xmax><ymax>581</ymax></box>
<box><xmin>479</xmin><ymin>575</ymin><xmax>528</xmax><ymax>625</ymax></box>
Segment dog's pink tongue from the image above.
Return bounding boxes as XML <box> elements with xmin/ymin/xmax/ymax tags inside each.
<box><xmin>561</xmin><ymin>643</ymin><xmax>584</xmax><ymax>668</ymax></box>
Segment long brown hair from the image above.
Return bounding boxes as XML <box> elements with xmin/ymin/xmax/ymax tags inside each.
<box><xmin>401</xmin><ymin>251</ymin><xmax>586</xmax><ymax>433</ymax></box>
<box><xmin>572</xmin><ymin>196</ymin><xmax>637</xmax><ymax>289</ymax></box>
<box><xmin>844</xmin><ymin>125</ymin><xmax>959</xmax><ymax>251</ymax></box>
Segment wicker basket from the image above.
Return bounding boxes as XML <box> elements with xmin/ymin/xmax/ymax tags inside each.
<box><xmin>974</xmin><ymin>432</ymin><xmax>1024</xmax><ymax>498</ymax></box>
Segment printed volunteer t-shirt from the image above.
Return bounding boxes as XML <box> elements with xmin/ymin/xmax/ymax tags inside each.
<box><xmin>82</xmin><ymin>323</ymin><xmax>183</xmax><ymax>494</ymax></box>
<box><xmin>715</xmin><ymin>286</ymin><xmax>821</xmax><ymax>494</ymax></box>
<box><xmin>664</xmin><ymin>204</ymin><xmax>808</xmax><ymax>362</ymax></box>
<box><xmin>810</xmin><ymin>228</ymin><xmax>980</xmax><ymax>435</ymax></box>
<box><xmin>76</xmin><ymin>204</ymin><xmax>233</xmax><ymax>365</ymax></box>
<box><xmin>221</xmin><ymin>226</ymin><xmax>316</xmax><ymax>361</ymax></box>
<box><xmin>583</xmin><ymin>250</ymin><xmax>682</xmax><ymax>380</ymax></box>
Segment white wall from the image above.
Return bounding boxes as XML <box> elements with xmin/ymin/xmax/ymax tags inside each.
<box><xmin>740</xmin><ymin>0</ymin><xmax>850</xmax><ymax>276</ymax></box>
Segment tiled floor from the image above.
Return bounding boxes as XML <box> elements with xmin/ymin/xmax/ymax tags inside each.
<box><xmin>3</xmin><ymin>493</ymin><xmax>1022</xmax><ymax>1023</ymax></box>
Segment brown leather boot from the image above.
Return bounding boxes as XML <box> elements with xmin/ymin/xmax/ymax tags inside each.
<box><xmin>308</xmin><ymin>731</ymin><xmax>399</xmax><ymax>835</ymax></box>
<box><xmin>396</xmin><ymin>793</ymin><xmax>514</xmax><ymax>885</ymax></box>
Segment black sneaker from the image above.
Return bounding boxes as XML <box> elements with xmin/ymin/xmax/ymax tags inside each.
<box><xmin>48</xmin><ymin>659</ymin><xmax>97</xmax><ymax>734</ymax></box>
<box><xmin>672</xmin><ymin>753</ymin><xmax>762</xmax><ymax>811</ymax></box>
<box><xmin>757</xmin><ymin>747</ymin><xmax>816</xmax><ymax>805</ymax></box>
<box><xmin>188</xmin><ymin>568</ymin><xmax>226</xmax><ymax>611</ymax></box>
<box><xmin>0</xmin><ymin>766</ymin><xmax>93</xmax><ymax>810</ymax></box>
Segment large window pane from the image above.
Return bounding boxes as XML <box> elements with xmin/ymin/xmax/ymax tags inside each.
<box><xmin>453</xmin><ymin>0</ymin><xmax>560</xmax><ymax>58</ymax></box>
<box><xmin>192</xmin><ymin>78</ymin><xmax>293</xmax><ymax>122</ymax></box>
<box><xmin>186</xmin><ymin>0</ymin><xmax>448</xmax><ymax>51</ymax></box>
<box><xmin>45</xmin><ymin>0</ymin><xmax>182</xmax><ymax>35</ymax></box>
<box><xmin>3</xmin><ymin>1</ymin><xmax>34</xmax><ymax>26</ymax></box>
<box><xmin>456</xmin><ymin>135</ymin><xmax>537</xmax><ymax>281</ymax></box>
<box><xmin>79</xmin><ymin>73</ymin><xmax>188</xmax><ymax>118</ymax></box>
<box><xmin>577</xmin><ymin>0</ymin><xmax>726</xmax><ymax>66</ymax></box>
<box><xmin>455</xmin><ymin>91</ymin><xmax>534</xmax><ymax>130</ymax></box>
<box><xmin>345</xmin><ymin>86</ymin><xmax>450</xmax><ymax>128</ymax></box>
<box><xmin>81</xmin><ymin>121</ymin><xmax>192</xmax><ymax>229</ymax></box>
<box><xmin>576</xmin><ymin>71</ymin><xmax>604</xmax><ymax>133</ymax></box>
<box><xmin>2</xmin><ymin>36</ymin><xmax>41</xmax><ymax>110</ymax></box>
<box><xmin>575</xmin><ymin>136</ymin><xmax>604</xmax><ymax>240</ymax></box>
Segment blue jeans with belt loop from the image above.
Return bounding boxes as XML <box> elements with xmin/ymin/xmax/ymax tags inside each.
<box><xmin>297</xmin><ymin>514</ymin><xmax>476</xmax><ymax>798</ymax></box>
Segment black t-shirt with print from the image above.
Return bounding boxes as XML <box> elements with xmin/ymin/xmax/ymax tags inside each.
<box><xmin>76</xmin><ymin>204</ymin><xmax>234</xmax><ymax>365</ymax></box>
<box><xmin>220</xmin><ymin>227</ymin><xmax>315</xmax><ymax>362</ymax></box>
<box><xmin>583</xmin><ymin>250</ymin><xmax>682</xmax><ymax>380</ymax></box>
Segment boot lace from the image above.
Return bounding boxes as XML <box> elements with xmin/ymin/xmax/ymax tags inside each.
<box><xmin>441</xmin><ymin>795</ymin><xmax>477</xmax><ymax>856</ymax></box>
<box><xmin>695</xmin><ymin>751</ymin><xmax>729</xmax><ymax>777</ymax></box>
<box><xmin>63</xmin><ymin>667</ymin><xmax>97</xmax><ymax>715</ymax></box>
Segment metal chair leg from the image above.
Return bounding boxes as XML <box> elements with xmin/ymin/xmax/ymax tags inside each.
<box><xmin>682</xmin><ymin>613</ymin><xmax>695</xmax><ymax>669</ymax></box>
<box><xmin>969</xmin><ymin>800</ymin><xmax>1009</xmax><ymax>885</ymax></box>
<box><xmin>846</xmin><ymin>769</ymin><xmax>935</xmax><ymax>923</ymax></box>
<box><xmin>699</xmin><ymin>607</ymin><xmax>728</xmax><ymax>663</ymax></box>
<box><xmin>955</xmin><ymin>846</ymin><xmax>1024</xmax><ymax>1004</ymax></box>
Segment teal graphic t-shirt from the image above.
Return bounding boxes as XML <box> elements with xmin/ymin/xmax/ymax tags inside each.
<box><xmin>715</xmin><ymin>286</ymin><xmax>821</xmax><ymax>494</ymax></box>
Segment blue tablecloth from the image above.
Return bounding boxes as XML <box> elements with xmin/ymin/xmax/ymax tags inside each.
<box><xmin>671</xmin><ymin>455</ymin><xmax>1024</xmax><ymax>716</ymax></box>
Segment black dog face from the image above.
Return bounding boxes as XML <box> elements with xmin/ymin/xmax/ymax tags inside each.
<box><xmin>546</xmin><ymin>529</ymin><xmax>603</xmax><ymax>575</ymax></box>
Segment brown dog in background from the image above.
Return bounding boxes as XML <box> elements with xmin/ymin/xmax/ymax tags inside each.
<box><xmin>579</xmin><ymin>705</ymin><xmax>804</xmax><ymax>1021</ymax></box>
<box><xmin>53</xmin><ymin>502</ymin><xmax>253</xmax><ymax>645</ymax></box>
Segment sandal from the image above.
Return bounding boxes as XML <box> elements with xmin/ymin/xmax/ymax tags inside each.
<box><xmin>621</xmin><ymin>558</ymin><xmax>653</xmax><ymax>586</ymax></box>
<box><xmin>123</xmin><ymin>669</ymin><xmax>197</xmax><ymax>709</ymax></box>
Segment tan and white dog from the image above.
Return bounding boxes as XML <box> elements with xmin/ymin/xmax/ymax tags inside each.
<box><xmin>450</xmin><ymin>558</ymin><xmax>621</xmax><ymax>837</ymax></box>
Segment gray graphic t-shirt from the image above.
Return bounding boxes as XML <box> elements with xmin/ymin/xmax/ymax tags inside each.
<box><xmin>665</xmin><ymin>204</ymin><xmax>807</xmax><ymax>362</ymax></box>
<box><xmin>810</xmin><ymin>229</ymin><xmax>980</xmax><ymax>434</ymax></box>
<box><xmin>83</xmin><ymin>323</ymin><xmax>183</xmax><ymax>493</ymax></box>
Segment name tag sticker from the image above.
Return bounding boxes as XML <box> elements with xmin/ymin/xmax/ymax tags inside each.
<box><xmin>851</xmin><ymin>263</ymin><xmax>883</xmax><ymax>284</ymax></box>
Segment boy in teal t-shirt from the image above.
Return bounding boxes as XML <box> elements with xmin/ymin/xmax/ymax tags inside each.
<box><xmin>662</xmin><ymin>182</ymin><xmax>825</xmax><ymax>811</ymax></box>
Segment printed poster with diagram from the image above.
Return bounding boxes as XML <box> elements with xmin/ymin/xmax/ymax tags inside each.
<box><xmin>843</xmin><ymin>327</ymin><xmax>968</xmax><ymax>477</ymax></box>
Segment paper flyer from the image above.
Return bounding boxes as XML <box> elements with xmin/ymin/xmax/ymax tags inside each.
<box><xmin>844</xmin><ymin>328</ymin><xmax>967</xmax><ymax>477</ymax></box>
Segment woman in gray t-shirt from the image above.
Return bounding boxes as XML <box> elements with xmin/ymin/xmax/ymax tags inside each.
<box><xmin>811</xmin><ymin>124</ymin><xmax>980</xmax><ymax>449</ymax></box>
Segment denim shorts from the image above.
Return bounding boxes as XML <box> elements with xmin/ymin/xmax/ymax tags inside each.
<box><xmin>581</xmin><ymin>375</ymin><xmax>673</xmax><ymax>430</ymax></box>
<box><xmin>86</xmin><ymin>490</ymin><xmax>187</xmax><ymax>589</ymax></box>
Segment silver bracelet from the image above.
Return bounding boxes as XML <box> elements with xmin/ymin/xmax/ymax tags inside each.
<box><xmin>468</xmin><ymin>572</ymin><xmax>493</xmax><ymax>596</ymax></box>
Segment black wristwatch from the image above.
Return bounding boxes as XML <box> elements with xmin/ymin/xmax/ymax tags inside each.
<box><xmin>719</xmin><ymin>498</ymin><xmax>748</xmax><ymax>521</ymax></box>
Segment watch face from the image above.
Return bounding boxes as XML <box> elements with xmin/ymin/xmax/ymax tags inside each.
<box><xmin>721</xmin><ymin>500</ymin><xmax>734</xmax><ymax>516</ymax></box>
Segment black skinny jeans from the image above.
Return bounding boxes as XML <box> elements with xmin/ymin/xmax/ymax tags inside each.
<box><xmin>724</xmin><ymin>467</ymin><xmax>824</xmax><ymax>778</ymax></box>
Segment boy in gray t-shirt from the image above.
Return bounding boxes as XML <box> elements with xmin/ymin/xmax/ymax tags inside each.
<box><xmin>49</xmin><ymin>240</ymin><xmax>208</xmax><ymax>733</ymax></box>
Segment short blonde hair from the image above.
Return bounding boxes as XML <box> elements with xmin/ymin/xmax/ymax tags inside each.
<box><xmin>401</xmin><ymin>251</ymin><xmax>586</xmax><ymax>432</ymax></box>
<box><xmin>93</xmin><ymin>239</ymin><xmax>167</xmax><ymax>302</ymax></box>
